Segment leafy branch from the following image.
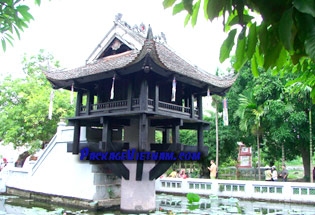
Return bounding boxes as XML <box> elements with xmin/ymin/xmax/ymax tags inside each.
<box><xmin>0</xmin><ymin>0</ymin><xmax>41</xmax><ymax>51</ymax></box>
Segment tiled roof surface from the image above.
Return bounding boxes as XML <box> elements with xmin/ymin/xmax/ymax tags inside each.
<box><xmin>46</xmin><ymin>50</ymin><xmax>138</xmax><ymax>80</ymax></box>
<box><xmin>45</xmin><ymin>23</ymin><xmax>236</xmax><ymax>89</ymax></box>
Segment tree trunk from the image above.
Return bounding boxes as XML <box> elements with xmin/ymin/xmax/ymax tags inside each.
<box><xmin>301</xmin><ymin>147</ymin><xmax>310</xmax><ymax>181</ymax></box>
<box><xmin>282</xmin><ymin>142</ymin><xmax>285</xmax><ymax>165</ymax></box>
<box><xmin>257</xmin><ymin>129</ymin><xmax>261</xmax><ymax>181</ymax></box>
<box><xmin>309</xmin><ymin>102</ymin><xmax>313</xmax><ymax>183</ymax></box>
<box><xmin>215</xmin><ymin>102</ymin><xmax>219</xmax><ymax>169</ymax></box>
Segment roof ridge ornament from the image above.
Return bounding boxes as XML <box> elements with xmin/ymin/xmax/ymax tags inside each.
<box><xmin>113</xmin><ymin>14</ymin><xmax>167</xmax><ymax>43</ymax></box>
<box><xmin>146</xmin><ymin>24</ymin><xmax>153</xmax><ymax>40</ymax></box>
<box><xmin>115</xmin><ymin>13</ymin><xmax>123</xmax><ymax>22</ymax></box>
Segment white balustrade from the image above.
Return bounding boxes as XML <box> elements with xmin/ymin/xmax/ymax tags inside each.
<box><xmin>155</xmin><ymin>178</ymin><xmax>315</xmax><ymax>204</ymax></box>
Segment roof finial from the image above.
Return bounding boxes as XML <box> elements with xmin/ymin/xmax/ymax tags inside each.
<box><xmin>146</xmin><ymin>24</ymin><xmax>153</xmax><ymax>40</ymax></box>
<box><xmin>115</xmin><ymin>13</ymin><xmax>123</xmax><ymax>22</ymax></box>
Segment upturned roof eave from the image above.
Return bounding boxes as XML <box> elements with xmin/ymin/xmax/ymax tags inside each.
<box><xmin>147</xmin><ymin>40</ymin><xmax>237</xmax><ymax>90</ymax></box>
<box><xmin>44</xmin><ymin>21</ymin><xmax>237</xmax><ymax>91</ymax></box>
<box><xmin>45</xmin><ymin>39</ymin><xmax>237</xmax><ymax>91</ymax></box>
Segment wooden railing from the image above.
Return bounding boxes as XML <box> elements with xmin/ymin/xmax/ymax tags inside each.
<box><xmin>91</xmin><ymin>100</ymin><xmax>128</xmax><ymax>111</ymax></box>
<box><xmin>158</xmin><ymin>101</ymin><xmax>190</xmax><ymax>115</ymax></box>
<box><xmin>79</xmin><ymin>98</ymin><xmax>197</xmax><ymax>119</ymax></box>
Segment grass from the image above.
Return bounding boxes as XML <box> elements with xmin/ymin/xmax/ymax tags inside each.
<box><xmin>286</xmin><ymin>157</ymin><xmax>303</xmax><ymax>166</ymax></box>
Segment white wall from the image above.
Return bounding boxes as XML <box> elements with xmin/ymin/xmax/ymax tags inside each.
<box><xmin>3</xmin><ymin>123</ymin><xmax>96</xmax><ymax>200</ymax></box>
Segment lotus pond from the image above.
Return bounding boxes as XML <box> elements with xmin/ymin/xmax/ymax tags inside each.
<box><xmin>0</xmin><ymin>193</ymin><xmax>315</xmax><ymax>215</ymax></box>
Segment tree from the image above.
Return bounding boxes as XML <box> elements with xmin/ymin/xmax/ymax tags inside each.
<box><xmin>163</xmin><ymin>0</ymin><xmax>315</xmax><ymax>71</ymax></box>
<box><xmin>287</xmin><ymin>82</ymin><xmax>314</xmax><ymax>181</ymax></box>
<box><xmin>163</xmin><ymin>0</ymin><xmax>315</xmax><ymax>100</ymax></box>
<box><xmin>0</xmin><ymin>50</ymin><xmax>74</xmax><ymax>152</ymax></box>
<box><xmin>229</xmin><ymin>64</ymin><xmax>315</xmax><ymax>180</ymax></box>
<box><xmin>235</xmin><ymin>91</ymin><xmax>264</xmax><ymax>180</ymax></box>
<box><xmin>0</xmin><ymin>0</ymin><xmax>41</xmax><ymax>51</ymax></box>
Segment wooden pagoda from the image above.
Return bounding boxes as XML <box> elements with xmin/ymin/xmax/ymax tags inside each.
<box><xmin>45</xmin><ymin>17</ymin><xmax>236</xmax><ymax>212</ymax></box>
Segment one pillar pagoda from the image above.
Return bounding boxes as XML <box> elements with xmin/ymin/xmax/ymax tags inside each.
<box><xmin>45</xmin><ymin>18</ymin><xmax>236</xmax><ymax>213</ymax></box>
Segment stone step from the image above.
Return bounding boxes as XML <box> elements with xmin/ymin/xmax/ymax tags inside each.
<box><xmin>93</xmin><ymin>184</ymin><xmax>120</xmax><ymax>200</ymax></box>
<box><xmin>96</xmin><ymin>198</ymin><xmax>120</xmax><ymax>209</ymax></box>
<box><xmin>94</xmin><ymin>172</ymin><xmax>121</xmax><ymax>185</ymax></box>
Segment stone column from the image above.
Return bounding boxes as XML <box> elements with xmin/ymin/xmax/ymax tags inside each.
<box><xmin>120</xmin><ymin>118</ymin><xmax>156</xmax><ymax>213</ymax></box>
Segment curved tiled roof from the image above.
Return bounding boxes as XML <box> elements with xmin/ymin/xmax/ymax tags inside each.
<box><xmin>45</xmin><ymin>24</ymin><xmax>236</xmax><ymax>90</ymax></box>
<box><xmin>45</xmin><ymin>50</ymin><xmax>138</xmax><ymax>81</ymax></box>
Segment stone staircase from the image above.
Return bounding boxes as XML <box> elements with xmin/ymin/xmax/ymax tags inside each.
<box><xmin>92</xmin><ymin>163</ymin><xmax>121</xmax><ymax>208</ymax></box>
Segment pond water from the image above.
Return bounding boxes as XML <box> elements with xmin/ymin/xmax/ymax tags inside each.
<box><xmin>0</xmin><ymin>194</ymin><xmax>315</xmax><ymax>215</ymax></box>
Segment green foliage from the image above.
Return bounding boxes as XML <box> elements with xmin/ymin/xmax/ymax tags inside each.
<box><xmin>186</xmin><ymin>192</ymin><xmax>200</xmax><ymax>203</ymax></box>
<box><xmin>180</xmin><ymin>129</ymin><xmax>197</xmax><ymax>146</ymax></box>
<box><xmin>0</xmin><ymin>50</ymin><xmax>74</xmax><ymax>150</ymax></box>
<box><xmin>0</xmin><ymin>0</ymin><xmax>41</xmax><ymax>51</ymax></box>
<box><xmin>220</xmin><ymin>29</ymin><xmax>237</xmax><ymax>63</ymax></box>
<box><xmin>164</xmin><ymin>0</ymin><xmax>315</xmax><ymax>100</ymax></box>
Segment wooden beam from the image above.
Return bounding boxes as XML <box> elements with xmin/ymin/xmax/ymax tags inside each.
<box><xmin>181</xmin><ymin>122</ymin><xmax>210</xmax><ymax>130</ymax></box>
<box><xmin>149</xmin><ymin>143</ymin><xmax>180</xmax><ymax>180</ymax></box>
<box><xmin>150</xmin><ymin>118</ymin><xmax>183</xmax><ymax>127</ymax></box>
<box><xmin>149</xmin><ymin>161</ymin><xmax>176</xmax><ymax>180</ymax></box>
<box><xmin>197</xmin><ymin>124</ymin><xmax>203</xmax><ymax>152</ymax></box>
<box><xmin>150</xmin><ymin>143</ymin><xmax>181</xmax><ymax>151</ymax></box>
<box><xmin>139</xmin><ymin>114</ymin><xmax>148</xmax><ymax>151</ymax></box>
<box><xmin>172</xmin><ymin>125</ymin><xmax>180</xmax><ymax>144</ymax></box>
<box><xmin>106</xmin><ymin>162</ymin><xmax>130</xmax><ymax>180</ymax></box>
<box><xmin>99</xmin><ymin>117</ymin><xmax>111</xmax><ymax>151</ymax></box>
<box><xmin>75</xmin><ymin>90</ymin><xmax>83</xmax><ymax>116</ymax></box>
<box><xmin>72</xmin><ymin>120</ymin><xmax>81</xmax><ymax>154</ymax></box>
<box><xmin>162</xmin><ymin>129</ymin><xmax>170</xmax><ymax>144</ymax></box>
<box><xmin>136</xmin><ymin>160</ymin><xmax>144</xmax><ymax>181</ymax></box>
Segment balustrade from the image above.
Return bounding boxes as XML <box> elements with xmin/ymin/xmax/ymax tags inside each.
<box><xmin>78</xmin><ymin>98</ymin><xmax>196</xmax><ymax>119</ymax></box>
<box><xmin>156</xmin><ymin>178</ymin><xmax>315</xmax><ymax>204</ymax></box>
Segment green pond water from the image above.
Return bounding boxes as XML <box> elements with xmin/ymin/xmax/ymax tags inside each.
<box><xmin>0</xmin><ymin>194</ymin><xmax>315</xmax><ymax>215</ymax></box>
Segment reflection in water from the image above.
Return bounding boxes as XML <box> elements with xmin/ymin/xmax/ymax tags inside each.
<box><xmin>0</xmin><ymin>194</ymin><xmax>315</xmax><ymax>215</ymax></box>
<box><xmin>156</xmin><ymin>194</ymin><xmax>315</xmax><ymax>215</ymax></box>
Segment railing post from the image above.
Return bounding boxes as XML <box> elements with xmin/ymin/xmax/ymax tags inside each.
<box><xmin>190</xmin><ymin>94</ymin><xmax>195</xmax><ymax>119</ymax></box>
<box><xmin>139</xmin><ymin>79</ymin><xmax>148</xmax><ymax>111</ymax></box>
<box><xmin>197</xmin><ymin>95</ymin><xmax>203</xmax><ymax>120</ymax></box>
<box><xmin>127</xmin><ymin>83</ymin><xmax>132</xmax><ymax>111</ymax></box>
<box><xmin>155</xmin><ymin>84</ymin><xmax>159</xmax><ymax>113</ymax></box>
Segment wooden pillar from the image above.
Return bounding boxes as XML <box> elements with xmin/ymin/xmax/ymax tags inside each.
<box><xmin>162</xmin><ymin>129</ymin><xmax>170</xmax><ymax>143</ymax></box>
<box><xmin>127</xmin><ymin>82</ymin><xmax>132</xmax><ymax>111</ymax></box>
<box><xmin>197</xmin><ymin>124</ymin><xmax>203</xmax><ymax>152</ymax></box>
<box><xmin>139</xmin><ymin>79</ymin><xmax>148</xmax><ymax>111</ymax></box>
<box><xmin>190</xmin><ymin>94</ymin><xmax>195</xmax><ymax>119</ymax></box>
<box><xmin>99</xmin><ymin>117</ymin><xmax>111</xmax><ymax>150</ymax></box>
<box><xmin>75</xmin><ymin>90</ymin><xmax>83</xmax><ymax>116</ymax></box>
<box><xmin>184</xmin><ymin>97</ymin><xmax>189</xmax><ymax>109</ymax></box>
<box><xmin>72</xmin><ymin>120</ymin><xmax>81</xmax><ymax>154</ymax></box>
<box><xmin>197</xmin><ymin>95</ymin><xmax>203</xmax><ymax>120</ymax></box>
<box><xmin>139</xmin><ymin>113</ymin><xmax>148</xmax><ymax>151</ymax></box>
<box><xmin>154</xmin><ymin>84</ymin><xmax>159</xmax><ymax>112</ymax></box>
<box><xmin>172</xmin><ymin>125</ymin><xmax>180</xmax><ymax>144</ymax></box>
<box><xmin>86</xmin><ymin>91</ymin><xmax>92</xmax><ymax>114</ymax></box>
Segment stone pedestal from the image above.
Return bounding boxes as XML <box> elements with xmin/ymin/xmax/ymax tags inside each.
<box><xmin>120</xmin><ymin>118</ymin><xmax>156</xmax><ymax>213</ymax></box>
<box><xmin>120</xmin><ymin>161</ymin><xmax>156</xmax><ymax>213</ymax></box>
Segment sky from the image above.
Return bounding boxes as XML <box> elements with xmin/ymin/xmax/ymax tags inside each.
<box><xmin>0</xmin><ymin>0</ymin><xmax>229</xmax><ymax>80</ymax></box>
